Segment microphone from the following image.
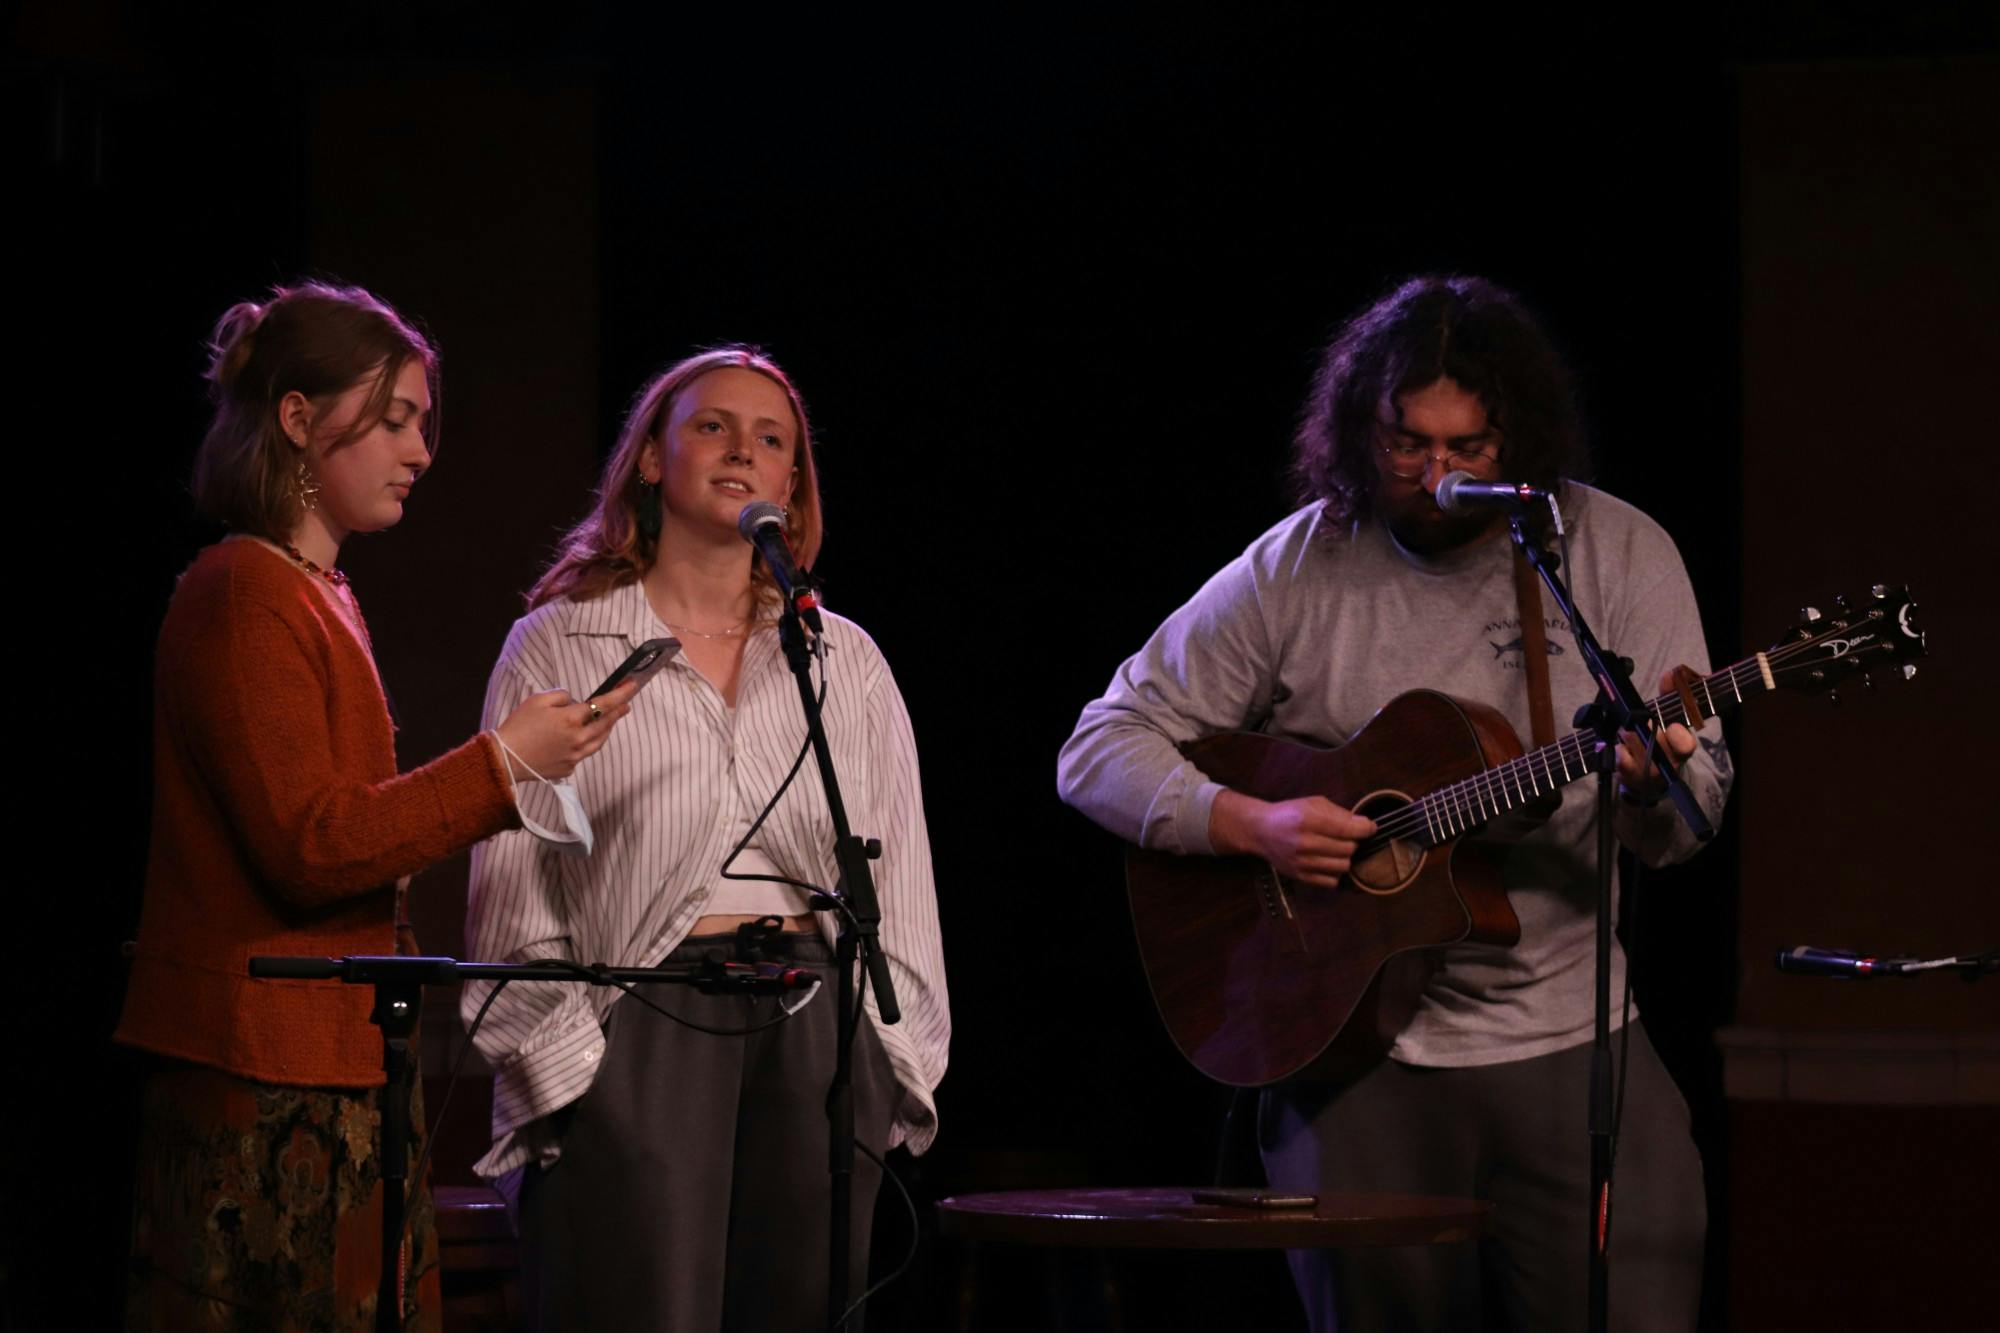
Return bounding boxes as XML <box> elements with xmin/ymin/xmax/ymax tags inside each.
<box><xmin>757</xmin><ymin>963</ymin><xmax>821</xmax><ymax>992</ymax></box>
<box><xmin>1774</xmin><ymin>945</ymin><xmax>1918</xmax><ymax>978</ymax></box>
<box><xmin>694</xmin><ymin>960</ymin><xmax>822</xmax><ymax>995</ymax></box>
<box><xmin>1434</xmin><ymin>471</ymin><xmax>1555</xmax><ymax>515</ymax></box>
<box><xmin>737</xmin><ymin>501</ymin><xmax>823</xmax><ymax>633</ymax></box>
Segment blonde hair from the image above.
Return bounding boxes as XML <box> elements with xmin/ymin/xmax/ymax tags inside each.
<box><xmin>527</xmin><ymin>346</ymin><xmax>823</xmax><ymax>610</ymax></box>
<box><xmin>190</xmin><ymin>281</ymin><xmax>439</xmax><ymax>539</ymax></box>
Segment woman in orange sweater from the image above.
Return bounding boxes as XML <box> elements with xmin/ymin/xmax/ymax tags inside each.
<box><xmin>116</xmin><ymin>282</ymin><xmax>638</xmax><ymax>1331</ymax></box>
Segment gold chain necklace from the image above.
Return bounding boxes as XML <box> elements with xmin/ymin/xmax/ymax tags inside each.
<box><xmin>660</xmin><ymin>618</ymin><xmax>749</xmax><ymax>640</ymax></box>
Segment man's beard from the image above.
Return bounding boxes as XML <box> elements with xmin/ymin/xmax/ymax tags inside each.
<box><xmin>1382</xmin><ymin>496</ymin><xmax>1505</xmax><ymax>555</ymax></box>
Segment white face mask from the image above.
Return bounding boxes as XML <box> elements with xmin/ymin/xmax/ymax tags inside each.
<box><xmin>491</xmin><ymin>733</ymin><xmax>595</xmax><ymax>857</ymax></box>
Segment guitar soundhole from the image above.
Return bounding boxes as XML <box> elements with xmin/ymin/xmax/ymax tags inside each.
<box><xmin>1348</xmin><ymin>790</ymin><xmax>1426</xmax><ymax>896</ymax></box>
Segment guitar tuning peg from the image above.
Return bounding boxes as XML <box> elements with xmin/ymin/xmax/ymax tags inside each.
<box><xmin>1800</xmin><ymin>606</ymin><xmax>1822</xmax><ymax>622</ymax></box>
<box><xmin>1871</xmin><ymin>584</ymin><xmax>1888</xmax><ymax>599</ymax></box>
<box><xmin>1860</xmin><ymin>673</ymin><xmax>1874</xmax><ymax>690</ymax></box>
<box><xmin>1828</xmin><ymin>689</ymin><xmax>1841</xmax><ymax>706</ymax></box>
<box><xmin>1834</xmin><ymin>594</ymin><xmax>1851</xmax><ymax>612</ymax></box>
<box><xmin>1902</xmin><ymin>664</ymin><xmax>1918</xmax><ymax>681</ymax></box>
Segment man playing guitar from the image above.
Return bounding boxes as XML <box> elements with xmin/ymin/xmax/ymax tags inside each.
<box><xmin>1058</xmin><ymin>274</ymin><xmax>1732</xmax><ymax>1333</ymax></box>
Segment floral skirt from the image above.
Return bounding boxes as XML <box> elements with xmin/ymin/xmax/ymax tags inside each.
<box><xmin>126</xmin><ymin>1063</ymin><xmax>441</xmax><ymax>1332</ymax></box>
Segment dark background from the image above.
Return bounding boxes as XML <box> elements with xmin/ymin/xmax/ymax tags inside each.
<box><xmin>11</xmin><ymin>4</ymin><xmax>1996</xmax><ymax>1330</ymax></box>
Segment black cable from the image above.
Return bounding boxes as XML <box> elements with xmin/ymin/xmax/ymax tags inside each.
<box><xmin>399</xmin><ymin>977</ymin><xmax>509</xmax><ymax>1253</ymax></box>
<box><xmin>830</xmin><ymin>912</ymin><xmax>919</xmax><ymax>1330</ymax></box>
<box><xmin>526</xmin><ymin>630</ymin><xmax>838</xmax><ymax>1040</ymax></box>
<box><xmin>836</xmin><ymin>1139</ymin><xmax>923</xmax><ymax>1330</ymax></box>
<box><xmin>523</xmin><ymin>633</ymin><xmax>840</xmax><ymax>1032</ymax></box>
<box><xmin>530</xmin><ymin>956</ymin><xmax>816</xmax><ymax>1037</ymax></box>
<box><xmin>1610</xmin><ymin>854</ymin><xmax>1640</xmax><ymax>1181</ymax></box>
<box><xmin>718</xmin><ymin>635</ymin><xmax>865</xmax><ymax>934</ymax></box>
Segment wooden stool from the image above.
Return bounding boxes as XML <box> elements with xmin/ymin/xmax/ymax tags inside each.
<box><xmin>938</xmin><ymin>1186</ymin><xmax>1490</xmax><ymax>1249</ymax></box>
<box><xmin>937</xmin><ymin>1187</ymin><xmax>1490</xmax><ymax>1329</ymax></box>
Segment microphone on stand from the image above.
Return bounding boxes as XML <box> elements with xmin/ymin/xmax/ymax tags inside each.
<box><xmin>737</xmin><ymin>501</ymin><xmax>823</xmax><ymax>634</ymax></box>
<box><xmin>695</xmin><ymin>960</ymin><xmax>822</xmax><ymax>995</ymax></box>
<box><xmin>1774</xmin><ymin>945</ymin><xmax>1919</xmax><ymax>977</ymax></box>
<box><xmin>1435</xmin><ymin>471</ymin><xmax>1556</xmax><ymax>514</ymax></box>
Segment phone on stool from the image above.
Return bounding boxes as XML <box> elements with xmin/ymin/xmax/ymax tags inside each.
<box><xmin>1188</xmin><ymin>1188</ymin><xmax>1318</xmax><ymax>1210</ymax></box>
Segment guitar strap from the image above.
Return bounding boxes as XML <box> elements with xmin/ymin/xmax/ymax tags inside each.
<box><xmin>1511</xmin><ymin>546</ymin><xmax>1558</xmax><ymax>747</ymax></box>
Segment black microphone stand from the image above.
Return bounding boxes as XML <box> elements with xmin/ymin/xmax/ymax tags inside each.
<box><xmin>247</xmin><ymin>952</ymin><xmax>810</xmax><ymax>1333</ymax></box>
<box><xmin>1507</xmin><ymin>509</ymin><xmax>1711</xmax><ymax>1333</ymax></box>
<box><xmin>772</xmin><ymin>588</ymin><xmax>903</xmax><ymax>1332</ymax></box>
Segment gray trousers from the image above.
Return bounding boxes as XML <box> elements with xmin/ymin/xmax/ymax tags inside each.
<box><xmin>519</xmin><ymin>932</ymin><xmax>894</xmax><ymax>1332</ymax></box>
<box><xmin>1260</xmin><ymin>1023</ymin><xmax>1705</xmax><ymax>1333</ymax></box>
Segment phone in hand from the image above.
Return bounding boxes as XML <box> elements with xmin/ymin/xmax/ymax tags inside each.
<box><xmin>589</xmin><ymin>638</ymin><xmax>679</xmax><ymax>700</ymax></box>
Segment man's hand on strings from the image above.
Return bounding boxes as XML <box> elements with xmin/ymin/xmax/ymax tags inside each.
<box><xmin>1611</xmin><ymin>670</ymin><xmax>1702</xmax><ymax>804</ymax></box>
<box><xmin>1209</xmin><ymin>790</ymin><xmax>1377</xmax><ymax>888</ymax></box>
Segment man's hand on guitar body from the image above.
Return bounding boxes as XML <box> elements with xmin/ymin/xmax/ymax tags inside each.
<box><xmin>1209</xmin><ymin>789</ymin><xmax>1377</xmax><ymax>888</ymax></box>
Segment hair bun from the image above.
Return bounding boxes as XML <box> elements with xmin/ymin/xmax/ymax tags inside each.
<box><xmin>205</xmin><ymin>299</ymin><xmax>267</xmax><ymax>400</ymax></box>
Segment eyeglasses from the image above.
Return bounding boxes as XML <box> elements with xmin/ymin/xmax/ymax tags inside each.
<box><xmin>1376</xmin><ymin>439</ymin><xmax>1503</xmax><ymax>478</ymax></box>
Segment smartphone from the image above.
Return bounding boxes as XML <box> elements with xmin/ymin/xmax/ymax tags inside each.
<box><xmin>589</xmin><ymin>637</ymin><xmax>679</xmax><ymax>700</ymax></box>
<box><xmin>1188</xmin><ymin>1188</ymin><xmax>1318</xmax><ymax>1210</ymax></box>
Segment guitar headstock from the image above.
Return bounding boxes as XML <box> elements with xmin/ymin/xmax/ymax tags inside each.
<box><xmin>1767</xmin><ymin>584</ymin><xmax>1926</xmax><ymax>700</ymax></box>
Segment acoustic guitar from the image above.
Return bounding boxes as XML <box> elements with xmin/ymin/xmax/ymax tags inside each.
<box><xmin>1124</xmin><ymin>585</ymin><xmax>1927</xmax><ymax>1087</ymax></box>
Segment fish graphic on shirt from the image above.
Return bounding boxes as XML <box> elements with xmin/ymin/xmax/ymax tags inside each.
<box><xmin>1490</xmin><ymin>636</ymin><xmax>1567</xmax><ymax>660</ymax></box>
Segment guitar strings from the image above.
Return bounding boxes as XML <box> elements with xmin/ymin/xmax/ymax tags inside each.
<box><xmin>1363</xmin><ymin>623</ymin><xmax>1870</xmax><ymax>846</ymax></box>
<box><xmin>1351</xmin><ymin>613</ymin><xmax>1899</xmax><ymax>853</ymax></box>
<box><xmin>1364</xmin><ymin>658</ymin><xmax>1737</xmax><ymax>849</ymax></box>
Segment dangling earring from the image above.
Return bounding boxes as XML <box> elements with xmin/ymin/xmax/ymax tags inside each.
<box><xmin>294</xmin><ymin>453</ymin><xmax>320</xmax><ymax>512</ymax></box>
<box><xmin>635</xmin><ymin>477</ymin><xmax>662</xmax><ymax>539</ymax></box>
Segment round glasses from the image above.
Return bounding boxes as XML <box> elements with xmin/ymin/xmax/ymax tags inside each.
<box><xmin>1377</xmin><ymin>440</ymin><xmax>1503</xmax><ymax>478</ymax></box>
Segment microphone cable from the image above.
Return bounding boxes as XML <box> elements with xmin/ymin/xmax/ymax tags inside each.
<box><xmin>838</xmin><ymin>1140</ymin><xmax>924</xmax><ymax>1329</ymax></box>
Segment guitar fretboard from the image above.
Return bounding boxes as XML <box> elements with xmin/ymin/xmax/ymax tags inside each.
<box><xmin>1359</xmin><ymin>604</ymin><xmax>1898</xmax><ymax>852</ymax></box>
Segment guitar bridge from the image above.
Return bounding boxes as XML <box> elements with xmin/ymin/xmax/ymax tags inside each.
<box><xmin>1256</xmin><ymin>863</ymin><xmax>1294</xmax><ymax>921</ymax></box>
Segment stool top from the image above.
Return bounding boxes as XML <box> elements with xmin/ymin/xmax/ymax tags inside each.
<box><xmin>936</xmin><ymin>1187</ymin><xmax>1490</xmax><ymax>1250</ymax></box>
<box><xmin>433</xmin><ymin>1184</ymin><xmax>512</xmax><ymax>1245</ymax></box>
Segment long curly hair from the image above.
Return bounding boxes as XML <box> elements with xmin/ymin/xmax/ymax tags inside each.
<box><xmin>527</xmin><ymin>346</ymin><xmax>823</xmax><ymax>610</ymax></box>
<box><xmin>1291</xmin><ymin>275</ymin><xmax>1587</xmax><ymax>525</ymax></box>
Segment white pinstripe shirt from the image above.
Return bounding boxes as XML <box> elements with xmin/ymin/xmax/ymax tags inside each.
<box><xmin>462</xmin><ymin>578</ymin><xmax>950</xmax><ymax>1180</ymax></box>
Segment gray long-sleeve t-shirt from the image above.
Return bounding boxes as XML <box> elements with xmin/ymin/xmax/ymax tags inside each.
<box><xmin>1057</xmin><ymin>484</ymin><xmax>1733</xmax><ymax>1067</ymax></box>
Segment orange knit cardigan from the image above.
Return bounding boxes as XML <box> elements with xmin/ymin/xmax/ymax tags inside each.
<box><xmin>115</xmin><ymin>539</ymin><xmax>519</xmax><ymax>1087</ymax></box>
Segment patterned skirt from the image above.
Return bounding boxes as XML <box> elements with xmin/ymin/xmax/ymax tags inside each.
<box><xmin>126</xmin><ymin>1063</ymin><xmax>442</xmax><ymax>1332</ymax></box>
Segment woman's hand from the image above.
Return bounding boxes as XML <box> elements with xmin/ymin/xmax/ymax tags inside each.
<box><xmin>1209</xmin><ymin>789</ymin><xmax>1377</xmax><ymax>889</ymax></box>
<box><xmin>495</xmin><ymin>679</ymin><xmax>642</xmax><ymax>781</ymax></box>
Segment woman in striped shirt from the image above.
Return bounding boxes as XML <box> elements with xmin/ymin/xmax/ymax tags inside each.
<box><xmin>465</xmin><ymin>347</ymin><xmax>950</xmax><ymax>1329</ymax></box>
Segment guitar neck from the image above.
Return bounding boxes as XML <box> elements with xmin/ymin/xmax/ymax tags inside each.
<box><xmin>1394</xmin><ymin>654</ymin><xmax>1769</xmax><ymax>847</ymax></box>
